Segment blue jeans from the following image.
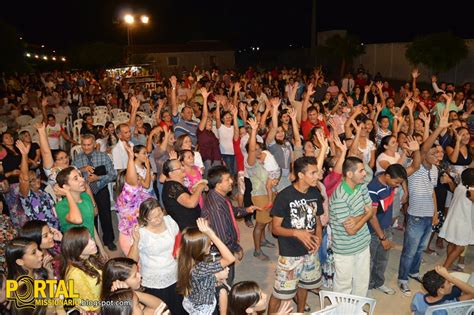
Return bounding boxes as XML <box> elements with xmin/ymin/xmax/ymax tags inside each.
<box><xmin>221</xmin><ymin>154</ymin><xmax>236</xmax><ymax>177</ymax></box>
<box><xmin>398</xmin><ymin>214</ymin><xmax>432</xmax><ymax>283</ymax></box>
<box><xmin>369</xmin><ymin>228</ymin><xmax>392</xmax><ymax>289</ymax></box>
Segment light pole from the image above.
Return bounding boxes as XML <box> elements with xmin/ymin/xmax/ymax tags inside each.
<box><xmin>123</xmin><ymin>14</ymin><xmax>149</xmax><ymax>64</ymax></box>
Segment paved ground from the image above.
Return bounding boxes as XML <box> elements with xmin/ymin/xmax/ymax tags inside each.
<box><xmin>106</xmin><ymin>211</ymin><xmax>473</xmax><ymax>314</ymax></box>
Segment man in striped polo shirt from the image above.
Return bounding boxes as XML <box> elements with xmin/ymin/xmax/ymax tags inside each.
<box><xmin>398</xmin><ymin>108</ymin><xmax>451</xmax><ymax>296</ymax></box>
<box><xmin>330</xmin><ymin>156</ymin><xmax>374</xmax><ymax>297</ymax></box>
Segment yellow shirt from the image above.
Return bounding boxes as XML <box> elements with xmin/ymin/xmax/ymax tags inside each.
<box><xmin>66</xmin><ymin>265</ymin><xmax>102</xmax><ymax>312</ymax></box>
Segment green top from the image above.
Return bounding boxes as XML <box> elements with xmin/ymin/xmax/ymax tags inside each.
<box><xmin>56</xmin><ymin>192</ymin><xmax>95</xmax><ymax>237</ymax></box>
<box><xmin>329</xmin><ymin>180</ymin><xmax>372</xmax><ymax>255</ymax></box>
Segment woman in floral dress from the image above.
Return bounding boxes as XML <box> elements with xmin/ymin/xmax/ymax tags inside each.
<box><xmin>115</xmin><ymin>143</ymin><xmax>152</xmax><ymax>255</ymax></box>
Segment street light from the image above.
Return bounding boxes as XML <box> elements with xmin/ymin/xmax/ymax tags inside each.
<box><xmin>140</xmin><ymin>15</ymin><xmax>149</xmax><ymax>24</ymax></box>
<box><xmin>122</xmin><ymin>13</ymin><xmax>149</xmax><ymax>64</ymax></box>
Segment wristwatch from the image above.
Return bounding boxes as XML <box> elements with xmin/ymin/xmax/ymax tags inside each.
<box><xmin>379</xmin><ymin>235</ymin><xmax>387</xmax><ymax>241</ymax></box>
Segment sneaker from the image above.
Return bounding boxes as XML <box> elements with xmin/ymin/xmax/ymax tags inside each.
<box><xmin>375</xmin><ymin>285</ymin><xmax>396</xmax><ymax>295</ymax></box>
<box><xmin>408</xmin><ymin>274</ymin><xmax>423</xmax><ymax>284</ymax></box>
<box><xmin>399</xmin><ymin>283</ymin><xmax>412</xmax><ymax>297</ymax></box>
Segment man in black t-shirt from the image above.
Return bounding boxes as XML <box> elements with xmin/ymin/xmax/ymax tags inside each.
<box><xmin>268</xmin><ymin>156</ymin><xmax>324</xmax><ymax>314</ymax></box>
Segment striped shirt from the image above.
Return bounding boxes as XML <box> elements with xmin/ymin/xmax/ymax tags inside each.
<box><xmin>329</xmin><ymin>180</ymin><xmax>372</xmax><ymax>255</ymax></box>
<box><xmin>407</xmin><ymin>164</ymin><xmax>438</xmax><ymax>217</ymax></box>
<box><xmin>172</xmin><ymin>114</ymin><xmax>199</xmax><ymax>148</ymax></box>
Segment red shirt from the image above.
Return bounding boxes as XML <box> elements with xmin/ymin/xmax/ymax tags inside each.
<box><xmin>301</xmin><ymin>119</ymin><xmax>330</xmax><ymax>140</ymax></box>
<box><xmin>418</xmin><ymin>96</ymin><xmax>435</xmax><ymax>110</ymax></box>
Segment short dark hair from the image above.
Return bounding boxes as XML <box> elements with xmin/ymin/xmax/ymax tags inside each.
<box><xmin>422</xmin><ymin>270</ymin><xmax>445</xmax><ymax>296</ymax></box>
<box><xmin>385</xmin><ymin>164</ymin><xmax>407</xmax><ymax>181</ymax></box>
<box><xmin>293</xmin><ymin>156</ymin><xmax>317</xmax><ymax>180</ymax></box>
<box><xmin>342</xmin><ymin>156</ymin><xmax>363</xmax><ymax>176</ymax></box>
<box><xmin>162</xmin><ymin>159</ymin><xmax>179</xmax><ymax>177</ymax></box>
<box><xmin>207</xmin><ymin>165</ymin><xmax>231</xmax><ymax>189</ymax></box>
<box><xmin>56</xmin><ymin>166</ymin><xmax>77</xmax><ymax>188</ymax></box>
<box><xmin>462</xmin><ymin>168</ymin><xmax>474</xmax><ymax>187</ymax></box>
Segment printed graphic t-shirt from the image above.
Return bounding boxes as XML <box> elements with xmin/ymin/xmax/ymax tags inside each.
<box><xmin>271</xmin><ymin>185</ymin><xmax>324</xmax><ymax>257</ymax></box>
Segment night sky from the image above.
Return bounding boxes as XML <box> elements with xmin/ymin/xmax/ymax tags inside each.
<box><xmin>1</xmin><ymin>0</ymin><xmax>472</xmax><ymax>52</ymax></box>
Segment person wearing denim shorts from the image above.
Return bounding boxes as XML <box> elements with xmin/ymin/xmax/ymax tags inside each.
<box><xmin>268</xmin><ymin>156</ymin><xmax>324</xmax><ymax>313</ymax></box>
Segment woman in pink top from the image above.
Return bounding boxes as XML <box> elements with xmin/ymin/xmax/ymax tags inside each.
<box><xmin>179</xmin><ymin>150</ymin><xmax>204</xmax><ymax>208</ymax></box>
<box><xmin>115</xmin><ymin>143</ymin><xmax>152</xmax><ymax>255</ymax></box>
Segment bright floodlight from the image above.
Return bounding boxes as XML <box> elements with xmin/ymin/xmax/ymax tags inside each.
<box><xmin>124</xmin><ymin>14</ymin><xmax>134</xmax><ymax>24</ymax></box>
<box><xmin>43</xmin><ymin>56</ymin><xmax>48</xmax><ymax>60</ymax></box>
<box><xmin>140</xmin><ymin>15</ymin><xmax>149</xmax><ymax>24</ymax></box>
<box><xmin>34</xmin><ymin>55</ymin><xmax>39</xmax><ymax>59</ymax></box>
<box><xmin>61</xmin><ymin>57</ymin><xmax>66</xmax><ymax>62</ymax></box>
<box><xmin>52</xmin><ymin>57</ymin><xmax>56</xmax><ymax>61</ymax></box>
<box><xmin>26</xmin><ymin>53</ymin><xmax>31</xmax><ymax>57</ymax></box>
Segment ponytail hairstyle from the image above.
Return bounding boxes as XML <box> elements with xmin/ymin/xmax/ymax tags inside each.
<box><xmin>101</xmin><ymin>257</ymin><xmax>138</xmax><ymax>300</ymax></box>
<box><xmin>60</xmin><ymin>227</ymin><xmax>102</xmax><ymax>285</ymax></box>
<box><xmin>6</xmin><ymin>237</ymin><xmax>38</xmax><ymax>280</ymax></box>
<box><xmin>176</xmin><ymin>227</ymin><xmax>211</xmax><ymax>296</ymax></box>
<box><xmin>228</xmin><ymin>281</ymin><xmax>262</xmax><ymax>315</ymax></box>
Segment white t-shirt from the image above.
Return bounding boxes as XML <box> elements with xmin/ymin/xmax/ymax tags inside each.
<box><xmin>217</xmin><ymin>125</ymin><xmax>235</xmax><ymax>155</ymax></box>
<box><xmin>46</xmin><ymin>123</ymin><xmax>63</xmax><ymax>150</ymax></box>
<box><xmin>262</xmin><ymin>150</ymin><xmax>279</xmax><ymax>173</ymax></box>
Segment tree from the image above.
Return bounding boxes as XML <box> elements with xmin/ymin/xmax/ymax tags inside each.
<box><xmin>320</xmin><ymin>34</ymin><xmax>365</xmax><ymax>78</ymax></box>
<box><xmin>405</xmin><ymin>32</ymin><xmax>468</xmax><ymax>73</ymax></box>
<box><xmin>0</xmin><ymin>20</ymin><xmax>31</xmax><ymax>73</ymax></box>
<box><xmin>69</xmin><ymin>42</ymin><xmax>124</xmax><ymax>69</ymax></box>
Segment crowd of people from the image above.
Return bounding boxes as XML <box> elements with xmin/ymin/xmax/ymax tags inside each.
<box><xmin>0</xmin><ymin>65</ymin><xmax>473</xmax><ymax>314</ymax></box>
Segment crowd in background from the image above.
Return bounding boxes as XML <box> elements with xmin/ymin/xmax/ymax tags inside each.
<box><xmin>0</xmin><ymin>64</ymin><xmax>473</xmax><ymax>314</ymax></box>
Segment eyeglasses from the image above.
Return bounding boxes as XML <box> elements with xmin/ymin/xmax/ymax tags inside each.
<box><xmin>169</xmin><ymin>165</ymin><xmax>183</xmax><ymax>172</ymax></box>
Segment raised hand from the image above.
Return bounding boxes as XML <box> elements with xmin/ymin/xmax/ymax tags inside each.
<box><xmin>200</xmin><ymin>87</ymin><xmax>210</xmax><ymax>100</ymax></box>
<box><xmin>131</xmin><ymin>225</ymin><xmax>140</xmax><ymax>244</ymax></box>
<box><xmin>287</xmin><ymin>107</ymin><xmax>297</xmax><ymax>120</ymax></box>
<box><xmin>438</xmin><ymin>108</ymin><xmax>452</xmax><ymax>129</ymax></box>
<box><xmin>34</xmin><ymin>121</ymin><xmax>46</xmax><ymax>132</ymax></box>
<box><xmin>196</xmin><ymin>218</ymin><xmax>214</xmax><ymax>236</ymax></box>
<box><xmin>229</xmin><ymin>104</ymin><xmax>238</xmax><ymax>117</ymax></box>
<box><xmin>41</xmin><ymin>97</ymin><xmax>48</xmax><ymax>108</ymax></box>
<box><xmin>431</xmin><ymin>75</ymin><xmax>437</xmax><ymax>83</ymax></box>
<box><xmin>346</xmin><ymin>96</ymin><xmax>354</xmax><ymax>106</ymax></box>
<box><xmin>130</xmin><ymin>96</ymin><xmax>140</xmax><ymax>109</ymax></box>
<box><xmin>337</xmin><ymin>93</ymin><xmax>344</xmax><ymax>104</ymax></box>
<box><xmin>306</xmin><ymin>83</ymin><xmax>315</xmax><ymax>96</ymax></box>
<box><xmin>334</xmin><ymin>134</ymin><xmax>347</xmax><ymax>152</ymax></box>
<box><xmin>270</xmin><ymin>97</ymin><xmax>281</xmax><ymax>109</ymax></box>
<box><xmin>170</xmin><ymin>75</ymin><xmax>177</xmax><ymax>88</ymax></box>
<box><xmin>376</xmin><ymin>81</ymin><xmax>383</xmax><ymax>90</ymax></box>
<box><xmin>16</xmin><ymin>140</ymin><xmax>30</xmax><ymax>156</ymax></box>
<box><xmin>316</xmin><ymin>130</ymin><xmax>328</xmax><ymax>150</ymax></box>
<box><xmin>405</xmin><ymin>136</ymin><xmax>420</xmax><ymax>152</ymax></box>
<box><xmin>247</xmin><ymin>117</ymin><xmax>259</xmax><ymax>130</ymax></box>
<box><xmin>169</xmin><ymin>150</ymin><xmax>178</xmax><ymax>160</ymax></box>
<box><xmin>124</xmin><ymin>143</ymin><xmax>134</xmax><ymax>157</ymax></box>
<box><xmin>364</xmin><ymin>85</ymin><xmax>371</xmax><ymax>94</ymax></box>
<box><xmin>50</xmin><ymin>227</ymin><xmax>63</xmax><ymax>241</ymax></box>
<box><xmin>411</xmin><ymin>68</ymin><xmax>420</xmax><ymax>79</ymax></box>
<box><xmin>234</xmin><ymin>82</ymin><xmax>241</xmax><ymax>92</ymax></box>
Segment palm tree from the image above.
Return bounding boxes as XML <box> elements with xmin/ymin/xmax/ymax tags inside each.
<box><xmin>322</xmin><ymin>34</ymin><xmax>365</xmax><ymax>78</ymax></box>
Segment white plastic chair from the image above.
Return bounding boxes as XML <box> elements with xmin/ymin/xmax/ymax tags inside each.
<box><xmin>72</xmin><ymin>125</ymin><xmax>82</xmax><ymax>143</ymax></box>
<box><xmin>77</xmin><ymin>107</ymin><xmax>91</xmax><ymax>118</ymax></box>
<box><xmin>94</xmin><ymin>108</ymin><xmax>109</xmax><ymax>117</ymax></box>
<box><xmin>73</xmin><ymin>119</ymin><xmax>83</xmax><ymax>128</ymax></box>
<box><xmin>110</xmin><ymin>108</ymin><xmax>122</xmax><ymax>119</ymax></box>
<box><xmin>143</xmin><ymin>115</ymin><xmax>155</xmax><ymax>127</ymax></box>
<box><xmin>27</xmin><ymin>115</ymin><xmax>43</xmax><ymax>126</ymax></box>
<box><xmin>0</xmin><ymin>122</ymin><xmax>7</xmax><ymax>133</ymax></box>
<box><xmin>425</xmin><ymin>300</ymin><xmax>474</xmax><ymax>315</ymax></box>
<box><xmin>94</xmin><ymin>106</ymin><xmax>108</xmax><ymax>113</ymax></box>
<box><xmin>311</xmin><ymin>304</ymin><xmax>342</xmax><ymax>314</ymax></box>
<box><xmin>117</xmin><ymin>112</ymin><xmax>130</xmax><ymax>121</ymax></box>
<box><xmin>319</xmin><ymin>290</ymin><xmax>376</xmax><ymax>315</ymax></box>
<box><xmin>70</xmin><ymin>145</ymin><xmax>83</xmax><ymax>161</ymax></box>
<box><xmin>16</xmin><ymin>115</ymin><xmax>32</xmax><ymax>127</ymax></box>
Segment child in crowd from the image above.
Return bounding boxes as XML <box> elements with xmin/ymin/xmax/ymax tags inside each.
<box><xmin>411</xmin><ymin>266</ymin><xmax>474</xmax><ymax>314</ymax></box>
<box><xmin>177</xmin><ymin>218</ymin><xmax>235</xmax><ymax>314</ymax></box>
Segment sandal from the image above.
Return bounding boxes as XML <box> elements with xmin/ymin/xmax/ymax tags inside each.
<box><xmin>260</xmin><ymin>240</ymin><xmax>276</xmax><ymax>248</ymax></box>
<box><xmin>253</xmin><ymin>250</ymin><xmax>270</xmax><ymax>261</ymax></box>
<box><xmin>245</xmin><ymin>220</ymin><xmax>254</xmax><ymax>228</ymax></box>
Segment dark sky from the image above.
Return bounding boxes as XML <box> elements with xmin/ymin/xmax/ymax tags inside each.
<box><xmin>1</xmin><ymin>0</ymin><xmax>472</xmax><ymax>52</ymax></box>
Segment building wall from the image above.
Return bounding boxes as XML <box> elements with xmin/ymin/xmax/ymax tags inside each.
<box><xmin>356</xmin><ymin>40</ymin><xmax>474</xmax><ymax>84</ymax></box>
<box><xmin>132</xmin><ymin>51</ymin><xmax>235</xmax><ymax>75</ymax></box>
